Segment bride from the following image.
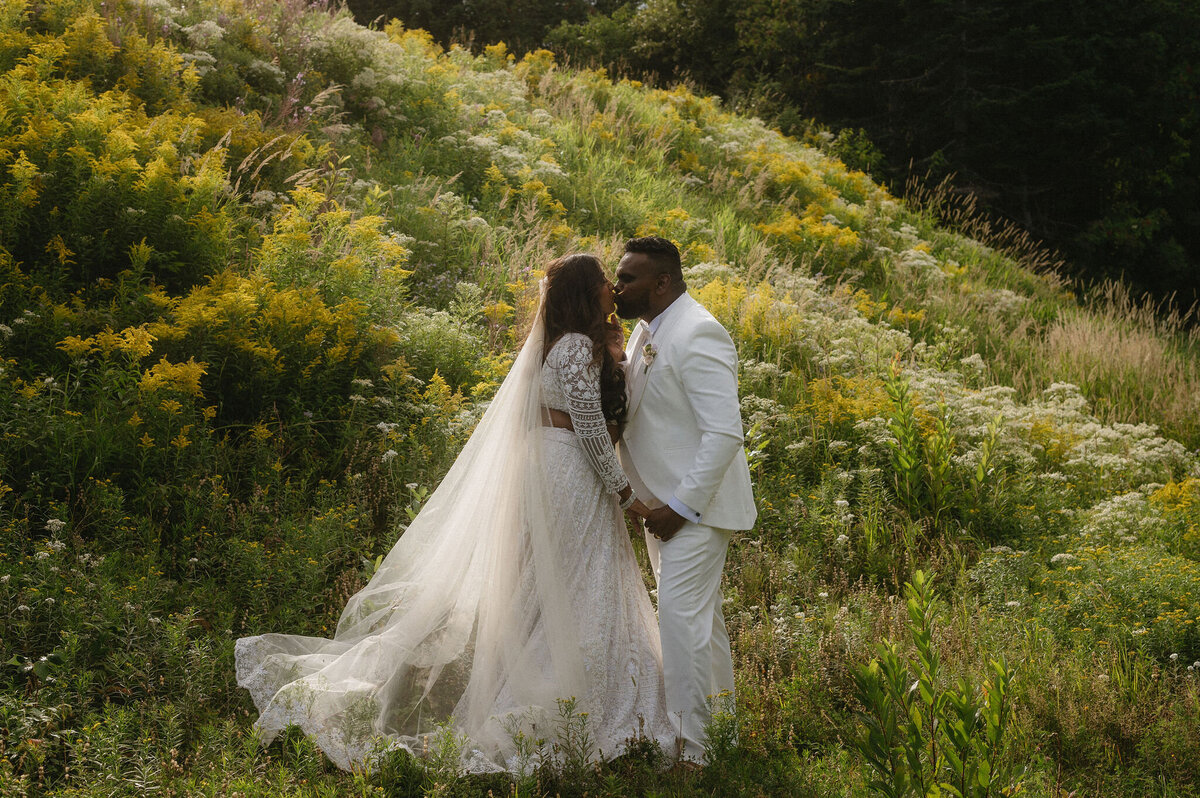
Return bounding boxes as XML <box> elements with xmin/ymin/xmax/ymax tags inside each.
<box><xmin>235</xmin><ymin>254</ymin><xmax>676</xmax><ymax>771</ymax></box>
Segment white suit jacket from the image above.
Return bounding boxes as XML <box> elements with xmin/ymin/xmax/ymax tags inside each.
<box><xmin>618</xmin><ymin>293</ymin><xmax>757</xmax><ymax>532</ymax></box>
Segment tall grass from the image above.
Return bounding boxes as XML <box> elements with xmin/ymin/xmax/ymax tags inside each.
<box><xmin>1022</xmin><ymin>281</ymin><xmax>1200</xmax><ymax>441</ymax></box>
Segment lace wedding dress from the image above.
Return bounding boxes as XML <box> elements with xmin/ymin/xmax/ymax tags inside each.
<box><xmin>537</xmin><ymin>333</ymin><xmax>673</xmax><ymax>753</ymax></box>
<box><xmin>235</xmin><ymin>306</ymin><xmax>673</xmax><ymax>772</ymax></box>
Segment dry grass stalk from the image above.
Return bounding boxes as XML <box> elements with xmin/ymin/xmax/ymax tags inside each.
<box><xmin>1019</xmin><ymin>280</ymin><xmax>1200</xmax><ymax>440</ymax></box>
<box><xmin>904</xmin><ymin>172</ymin><xmax>1067</xmax><ymax>277</ymax></box>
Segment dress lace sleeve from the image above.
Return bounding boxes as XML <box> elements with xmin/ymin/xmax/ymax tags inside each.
<box><xmin>552</xmin><ymin>333</ymin><xmax>630</xmax><ymax>496</ymax></box>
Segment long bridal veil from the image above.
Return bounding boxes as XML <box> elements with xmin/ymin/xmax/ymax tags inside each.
<box><xmin>235</xmin><ymin>295</ymin><xmax>589</xmax><ymax>771</ymax></box>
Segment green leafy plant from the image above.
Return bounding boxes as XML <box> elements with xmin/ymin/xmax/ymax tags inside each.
<box><xmin>853</xmin><ymin>571</ymin><xmax>1019</xmax><ymax>797</ymax></box>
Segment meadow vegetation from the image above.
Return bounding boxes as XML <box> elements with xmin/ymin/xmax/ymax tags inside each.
<box><xmin>2</xmin><ymin>1</ymin><xmax>1199</xmax><ymax>795</ymax></box>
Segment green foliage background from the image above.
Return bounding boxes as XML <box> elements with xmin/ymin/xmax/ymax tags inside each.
<box><xmin>2</xmin><ymin>1</ymin><xmax>1200</xmax><ymax>795</ymax></box>
<box><xmin>547</xmin><ymin>0</ymin><xmax>1200</xmax><ymax>304</ymax></box>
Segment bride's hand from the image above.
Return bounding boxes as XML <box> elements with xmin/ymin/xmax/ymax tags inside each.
<box><xmin>627</xmin><ymin>498</ymin><xmax>652</xmax><ymax>519</ymax></box>
<box><xmin>624</xmin><ymin>507</ymin><xmax>644</xmax><ymax>536</ymax></box>
<box><xmin>622</xmin><ymin>497</ymin><xmax>651</xmax><ymax>536</ymax></box>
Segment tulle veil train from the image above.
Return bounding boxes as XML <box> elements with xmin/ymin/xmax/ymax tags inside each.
<box><xmin>235</xmin><ymin>292</ymin><xmax>593</xmax><ymax>771</ymax></box>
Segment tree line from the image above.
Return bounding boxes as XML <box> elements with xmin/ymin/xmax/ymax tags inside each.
<box><xmin>347</xmin><ymin>0</ymin><xmax>1200</xmax><ymax>304</ymax></box>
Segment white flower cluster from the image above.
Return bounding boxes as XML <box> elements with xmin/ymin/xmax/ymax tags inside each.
<box><xmin>740</xmin><ymin>394</ymin><xmax>787</xmax><ymax>434</ymax></box>
<box><xmin>184</xmin><ymin>20</ymin><xmax>224</xmax><ymax>46</ymax></box>
<box><xmin>885</xmin><ymin>366</ymin><xmax>1193</xmax><ymax>497</ymax></box>
<box><xmin>180</xmin><ymin>50</ymin><xmax>217</xmax><ymax>76</ymax></box>
<box><xmin>683</xmin><ymin>262</ymin><xmax>739</xmax><ymax>287</ymax></box>
<box><xmin>1076</xmin><ymin>491</ymin><xmax>1167</xmax><ymax>545</ymax></box>
<box><xmin>891</xmin><ymin>247</ymin><xmax>946</xmax><ymax>289</ymax></box>
<box><xmin>739</xmin><ymin>359</ymin><xmax>784</xmax><ymax>392</ymax></box>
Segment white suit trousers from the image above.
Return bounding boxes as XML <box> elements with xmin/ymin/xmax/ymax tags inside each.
<box><xmin>644</xmin><ymin>521</ymin><xmax>734</xmax><ymax>762</ymax></box>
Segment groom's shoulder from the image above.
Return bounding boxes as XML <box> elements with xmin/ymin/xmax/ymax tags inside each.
<box><xmin>680</xmin><ymin>294</ymin><xmax>732</xmax><ymax>338</ymax></box>
<box><xmin>669</xmin><ymin>296</ymin><xmax>735</xmax><ymax>354</ymax></box>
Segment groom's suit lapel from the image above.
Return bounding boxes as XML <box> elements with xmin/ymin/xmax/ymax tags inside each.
<box><xmin>625</xmin><ymin>321</ymin><xmax>652</xmax><ymax>419</ymax></box>
<box><xmin>626</xmin><ymin>294</ymin><xmax>695</xmax><ymax>420</ymax></box>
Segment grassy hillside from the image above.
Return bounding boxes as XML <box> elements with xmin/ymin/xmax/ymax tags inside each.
<box><xmin>3</xmin><ymin>1</ymin><xmax>1200</xmax><ymax>795</ymax></box>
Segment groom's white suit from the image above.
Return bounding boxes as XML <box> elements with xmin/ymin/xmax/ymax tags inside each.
<box><xmin>619</xmin><ymin>291</ymin><xmax>756</xmax><ymax>761</ymax></box>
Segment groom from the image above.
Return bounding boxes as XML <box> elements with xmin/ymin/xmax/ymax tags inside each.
<box><xmin>613</xmin><ymin>236</ymin><xmax>757</xmax><ymax>763</ymax></box>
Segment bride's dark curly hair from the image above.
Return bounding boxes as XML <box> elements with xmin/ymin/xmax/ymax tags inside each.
<box><xmin>542</xmin><ymin>254</ymin><xmax>628</xmax><ymax>426</ymax></box>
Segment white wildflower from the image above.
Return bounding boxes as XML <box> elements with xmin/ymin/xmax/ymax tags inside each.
<box><xmin>1050</xmin><ymin>553</ymin><xmax>1076</xmax><ymax>565</ymax></box>
<box><xmin>382</xmin><ymin>449</ymin><xmax>399</xmax><ymax>463</ymax></box>
<box><xmin>960</xmin><ymin>353</ymin><xmax>986</xmax><ymax>374</ymax></box>
<box><xmin>45</xmin><ymin>519</ymin><xmax>66</xmax><ymax>534</ymax></box>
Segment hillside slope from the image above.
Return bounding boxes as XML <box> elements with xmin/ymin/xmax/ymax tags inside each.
<box><xmin>2</xmin><ymin>1</ymin><xmax>1199</xmax><ymax>794</ymax></box>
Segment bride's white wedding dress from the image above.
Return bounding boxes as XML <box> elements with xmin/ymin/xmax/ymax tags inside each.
<box><xmin>234</xmin><ymin>304</ymin><xmax>673</xmax><ymax>771</ymax></box>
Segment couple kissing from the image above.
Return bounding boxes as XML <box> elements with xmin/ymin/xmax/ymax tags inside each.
<box><xmin>235</xmin><ymin>236</ymin><xmax>756</xmax><ymax>772</ymax></box>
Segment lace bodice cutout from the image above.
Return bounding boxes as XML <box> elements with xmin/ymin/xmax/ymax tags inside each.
<box><xmin>543</xmin><ymin>333</ymin><xmax>629</xmax><ymax>495</ymax></box>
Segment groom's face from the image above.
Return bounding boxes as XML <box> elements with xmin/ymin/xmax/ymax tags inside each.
<box><xmin>613</xmin><ymin>252</ymin><xmax>662</xmax><ymax>320</ymax></box>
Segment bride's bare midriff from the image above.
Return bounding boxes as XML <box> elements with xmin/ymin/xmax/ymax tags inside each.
<box><xmin>542</xmin><ymin>407</ymin><xmax>620</xmax><ymax>445</ymax></box>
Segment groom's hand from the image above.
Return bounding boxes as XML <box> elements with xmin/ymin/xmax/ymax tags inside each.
<box><xmin>645</xmin><ymin>505</ymin><xmax>686</xmax><ymax>542</ymax></box>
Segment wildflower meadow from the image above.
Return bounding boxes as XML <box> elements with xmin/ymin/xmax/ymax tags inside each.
<box><xmin>2</xmin><ymin>1</ymin><xmax>1199</xmax><ymax>795</ymax></box>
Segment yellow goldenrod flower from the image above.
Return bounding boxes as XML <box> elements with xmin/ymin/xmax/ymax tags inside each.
<box><xmin>57</xmin><ymin>335</ymin><xmax>96</xmax><ymax>358</ymax></box>
<box><xmin>140</xmin><ymin>356</ymin><xmax>207</xmax><ymax>397</ymax></box>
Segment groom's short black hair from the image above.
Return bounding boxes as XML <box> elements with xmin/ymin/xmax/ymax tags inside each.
<box><xmin>624</xmin><ymin>236</ymin><xmax>684</xmax><ymax>286</ymax></box>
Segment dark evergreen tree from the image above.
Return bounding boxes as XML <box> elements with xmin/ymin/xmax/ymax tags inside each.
<box><xmin>548</xmin><ymin>0</ymin><xmax>1200</xmax><ymax>300</ymax></box>
<box><xmin>345</xmin><ymin>0</ymin><xmax>622</xmax><ymax>53</ymax></box>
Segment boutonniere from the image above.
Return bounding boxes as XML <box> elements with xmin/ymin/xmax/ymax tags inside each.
<box><xmin>642</xmin><ymin>343</ymin><xmax>657</xmax><ymax>372</ymax></box>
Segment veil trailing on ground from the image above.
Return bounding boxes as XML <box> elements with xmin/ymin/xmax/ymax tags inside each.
<box><xmin>235</xmin><ymin>290</ymin><xmax>589</xmax><ymax>771</ymax></box>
